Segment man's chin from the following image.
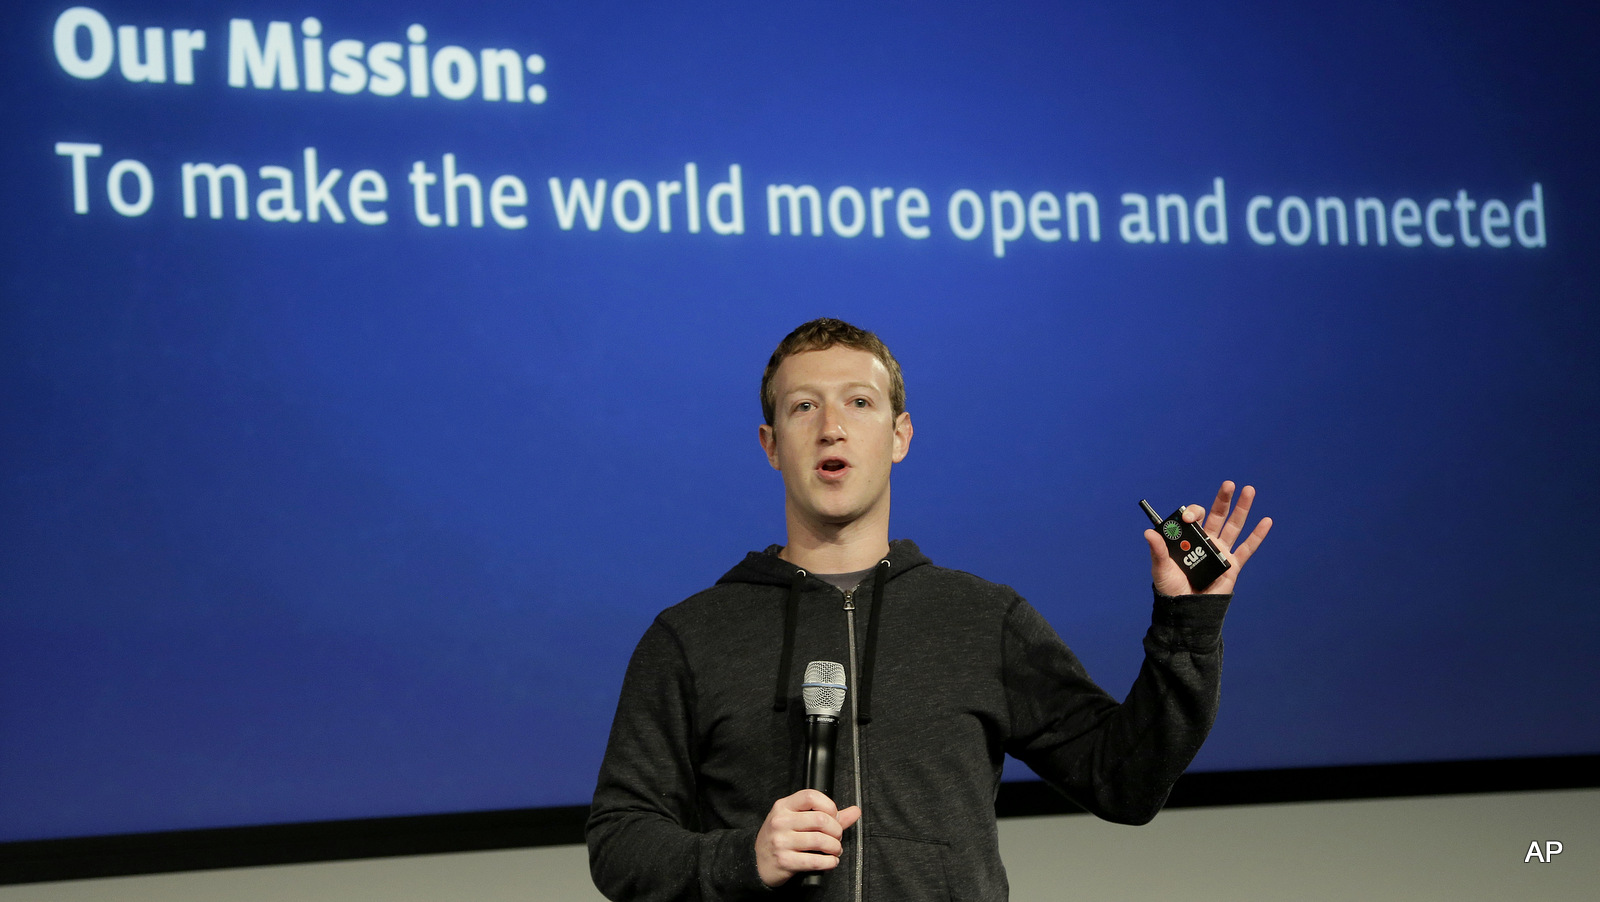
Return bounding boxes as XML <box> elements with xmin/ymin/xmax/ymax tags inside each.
<box><xmin>808</xmin><ymin>502</ymin><xmax>877</xmax><ymax>529</ymax></box>
<box><xmin>787</xmin><ymin>489</ymin><xmax>885</xmax><ymax>532</ymax></box>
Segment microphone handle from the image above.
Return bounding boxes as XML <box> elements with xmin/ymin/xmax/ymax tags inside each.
<box><xmin>805</xmin><ymin>715</ymin><xmax>837</xmax><ymax>797</ymax></box>
<box><xmin>801</xmin><ymin>715</ymin><xmax>839</xmax><ymax>889</ymax></box>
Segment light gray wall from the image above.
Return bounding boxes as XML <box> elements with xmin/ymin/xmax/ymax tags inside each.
<box><xmin>4</xmin><ymin>789</ymin><xmax>1594</xmax><ymax>901</ymax></box>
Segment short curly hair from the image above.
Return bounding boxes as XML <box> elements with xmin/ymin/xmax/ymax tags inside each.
<box><xmin>760</xmin><ymin>318</ymin><xmax>905</xmax><ymax>427</ymax></box>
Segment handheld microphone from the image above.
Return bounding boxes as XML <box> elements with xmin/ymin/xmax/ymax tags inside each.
<box><xmin>800</xmin><ymin>660</ymin><xmax>846</xmax><ymax>889</ymax></box>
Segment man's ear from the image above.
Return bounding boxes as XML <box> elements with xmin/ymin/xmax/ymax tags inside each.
<box><xmin>891</xmin><ymin>411</ymin><xmax>913</xmax><ymax>463</ymax></box>
<box><xmin>758</xmin><ymin>424</ymin><xmax>782</xmax><ymax>470</ymax></box>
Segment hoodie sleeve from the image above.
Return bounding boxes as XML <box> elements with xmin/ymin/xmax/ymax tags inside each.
<box><xmin>1000</xmin><ymin>590</ymin><xmax>1230</xmax><ymax>825</ymax></box>
<box><xmin>587</xmin><ymin>618</ymin><xmax>773</xmax><ymax>902</ymax></box>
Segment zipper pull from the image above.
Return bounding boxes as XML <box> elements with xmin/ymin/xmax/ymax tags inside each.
<box><xmin>842</xmin><ymin>589</ymin><xmax>855</xmax><ymax>611</ymax></box>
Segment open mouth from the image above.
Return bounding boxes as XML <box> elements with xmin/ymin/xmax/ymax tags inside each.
<box><xmin>818</xmin><ymin>458</ymin><xmax>848</xmax><ymax>474</ymax></box>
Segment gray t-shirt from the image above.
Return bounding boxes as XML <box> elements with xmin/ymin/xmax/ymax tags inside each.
<box><xmin>813</xmin><ymin>567</ymin><xmax>875</xmax><ymax>594</ymax></box>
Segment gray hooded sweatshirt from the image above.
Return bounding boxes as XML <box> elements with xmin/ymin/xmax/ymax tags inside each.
<box><xmin>588</xmin><ymin>539</ymin><xmax>1230</xmax><ymax>901</ymax></box>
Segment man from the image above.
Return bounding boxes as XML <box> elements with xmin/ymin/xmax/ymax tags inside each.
<box><xmin>587</xmin><ymin>319</ymin><xmax>1271</xmax><ymax>901</ymax></box>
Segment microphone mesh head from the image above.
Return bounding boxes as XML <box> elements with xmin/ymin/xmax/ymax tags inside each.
<box><xmin>802</xmin><ymin>660</ymin><xmax>847</xmax><ymax>717</ymax></box>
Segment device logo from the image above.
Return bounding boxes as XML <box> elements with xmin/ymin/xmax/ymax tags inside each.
<box><xmin>1182</xmin><ymin>546</ymin><xmax>1207</xmax><ymax>568</ymax></box>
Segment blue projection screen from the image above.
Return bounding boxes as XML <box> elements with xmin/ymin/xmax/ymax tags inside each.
<box><xmin>3</xmin><ymin>1</ymin><xmax>1598</xmax><ymax>843</ymax></box>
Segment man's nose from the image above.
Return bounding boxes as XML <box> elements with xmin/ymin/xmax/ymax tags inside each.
<box><xmin>818</xmin><ymin>404</ymin><xmax>847</xmax><ymax>441</ymax></box>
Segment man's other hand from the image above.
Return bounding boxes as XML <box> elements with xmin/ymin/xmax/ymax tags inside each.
<box><xmin>1146</xmin><ymin>481</ymin><xmax>1272</xmax><ymax>596</ymax></box>
<box><xmin>754</xmin><ymin>789</ymin><xmax>862</xmax><ymax>887</ymax></box>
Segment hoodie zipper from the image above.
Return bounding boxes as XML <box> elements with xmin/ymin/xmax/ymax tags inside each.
<box><xmin>842</xmin><ymin>587</ymin><xmax>864</xmax><ymax>902</ymax></box>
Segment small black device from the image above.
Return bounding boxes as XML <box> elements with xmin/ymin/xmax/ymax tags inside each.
<box><xmin>1140</xmin><ymin>499</ymin><xmax>1231</xmax><ymax>591</ymax></box>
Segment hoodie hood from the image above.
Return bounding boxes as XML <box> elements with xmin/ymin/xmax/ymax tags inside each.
<box><xmin>714</xmin><ymin>537</ymin><xmax>933</xmax><ymax>587</ymax></box>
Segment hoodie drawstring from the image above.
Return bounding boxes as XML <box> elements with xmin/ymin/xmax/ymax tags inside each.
<box><xmin>773</xmin><ymin>569</ymin><xmax>806</xmax><ymax>711</ymax></box>
<box><xmin>857</xmin><ymin>558</ymin><xmax>891</xmax><ymax>725</ymax></box>
<box><xmin>773</xmin><ymin>558</ymin><xmax>892</xmax><ymax>719</ymax></box>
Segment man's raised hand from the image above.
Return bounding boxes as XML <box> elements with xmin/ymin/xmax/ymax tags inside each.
<box><xmin>1145</xmin><ymin>481</ymin><xmax>1272</xmax><ymax>596</ymax></box>
<box><xmin>754</xmin><ymin>789</ymin><xmax>861</xmax><ymax>887</ymax></box>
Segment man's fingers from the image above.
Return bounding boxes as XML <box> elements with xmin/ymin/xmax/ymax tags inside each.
<box><xmin>1150</xmin><ymin>482</ymin><xmax>1267</xmax><ymax>595</ymax></box>
<box><xmin>1146</xmin><ymin>529</ymin><xmax>1195</xmax><ymax>597</ymax></box>
<box><xmin>778</xmin><ymin>828</ymin><xmax>843</xmax><ymax>857</ymax></box>
<box><xmin>757</xmin><ymin>792</ymin><xmax>858</xmax><ymax>887</ymax></box>
<box><xmin>1218</xmin><ymin>483</ymin><xmax>1255</xmax><ymax>549</ymax></box>
<box><xmin>1205</xmin><ymin>480</ymin><xmax>1235</xmax><ymax>534</ymax></box>
<box><xmin>784</xmin><ymin>789</ymin><xmax>839</xmax><ymax>817</ymax></box>
<box><xmin>1230</xmin><ymin>516</ymin><xmax>1273</xmax><ymax>567</ymax></box>
<box><xmin>775</xmin><ymin>848</ymin><xmax>841</xmax><ymax>874</ymax></box>
<box><xmin>771</xmin><ymin>791</ymin><xmax>857</xmax><ymax>840</ymax></box>
<box><xmin>784</xmin><ymin>806</ymin><xmax>861</xmax><ymax>870</ymax></box>
<box><xmin>772</xmin><ymin>809</ymin><xmax>850</xmax><ymax>857</ymax></box>
<box><xmin>775</xmin><ymin>808</ymin><xmax>846</xmax><ymax>839</ymax></box>
<box><xmin>1145</xmin><ymin>528</ymin><xmax>1171</xmax><ymax>564</ymax></box>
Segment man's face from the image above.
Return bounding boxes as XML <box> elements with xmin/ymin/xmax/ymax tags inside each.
<box><xmin>758</xmin><ymin>346</ymin><xmax>913</xmax><ymax>535</ymax></box>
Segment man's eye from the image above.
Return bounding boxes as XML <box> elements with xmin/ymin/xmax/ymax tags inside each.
<box><xmin>852</xmin><ymin>398</ymin><xmax>868</xmax><ymax>408</ymax></box>
<box><xmin>795</xmin><ymin>401</ymin><xmax>814</xmax><ymax>412</ymax></box>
